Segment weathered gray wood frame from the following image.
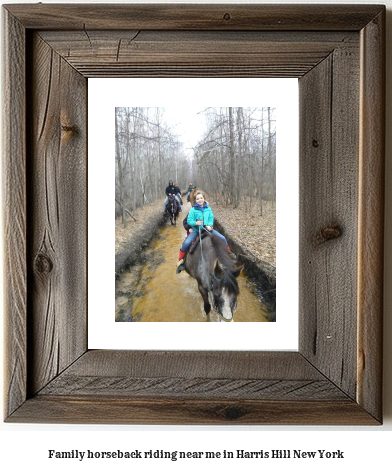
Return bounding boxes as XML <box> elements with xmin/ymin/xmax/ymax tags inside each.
<box><xmin>2</xmin><ymin>4</ymin><xmax>385</xmax><ymax>424</ymax></box>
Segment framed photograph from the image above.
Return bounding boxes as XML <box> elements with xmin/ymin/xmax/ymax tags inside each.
<box><xmin>3</xmin><ymin>4</ymin><xmax>384</xmax><ymax>424</ymax></box>
<box><xmin>88</xmin><ymin>78</ymin><xmax>298</xmax><ymax>350</ymax></box>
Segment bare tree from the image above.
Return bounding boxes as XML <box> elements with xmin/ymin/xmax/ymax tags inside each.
<box><xmin>115</xmin><ymin>107</ymin><xmax>275</xmax><ymax>223</ymax></box>
<box><xmin>192</xmin><ymin>107</ymin><xmax>276</xmax><ymax>210</ymax></box>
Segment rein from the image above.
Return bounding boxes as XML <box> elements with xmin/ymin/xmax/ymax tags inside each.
<box><xmin>199</xmin><ymin>226</ymin><xmax>214</xmax><ymax>305</ymax></box>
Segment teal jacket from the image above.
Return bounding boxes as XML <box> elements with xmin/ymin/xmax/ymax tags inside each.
<box><xmin>187</xmin><ymin>203</ymin><xmax>214</xmax><ymax>232</ymax></box>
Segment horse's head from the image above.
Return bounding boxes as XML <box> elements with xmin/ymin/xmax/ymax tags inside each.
<box><xmin>166</xmin><ymin>195</ymin><xmax>174</xmax><ymax>209</ymax></box>
<box><xmin>189</xmin><ymin>187</ymin><xmax>198</xmax><ymax>205</ymax></box>
<box><xmin>211</xmin><ymin>260</ymin><xmax>242</xmax><ymax>322</ymax></box>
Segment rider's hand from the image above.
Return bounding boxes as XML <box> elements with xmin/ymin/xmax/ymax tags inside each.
<box><xmin>206</xmin><ymin>226</ymin><xmax>212</xmax><ymax>231</ymax></box>
<box><xmin>196</xmin><ymin>220</ymin><xmax>202</xmax><ymax>226</ymax></box>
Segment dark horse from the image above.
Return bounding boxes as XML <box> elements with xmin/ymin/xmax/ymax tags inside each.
<box><xmin>165</xmin><ymin>195</ymin><xmax>179</xmax><ymax>225</ymax></box>
<box><xmin>184</xmin><ymin>232</ymin><xmax>242</xmax><ymax>322</ymax></box>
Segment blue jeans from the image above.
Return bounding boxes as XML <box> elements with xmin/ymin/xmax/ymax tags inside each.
<box><xmin>164</xmin><ymin>195</ymin><xmax>181</xmax><ymax>210</ymax></box>
<box><xmin>180</xmin><ymin>229</ymin><xmax>228</xmax><ymax>252</ymax></box>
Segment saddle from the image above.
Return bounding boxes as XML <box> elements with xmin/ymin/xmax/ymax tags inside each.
<box><xmin>189</xmin><ymin>230</ymin><xmax>209</xmax><ymax>254</ymax></box>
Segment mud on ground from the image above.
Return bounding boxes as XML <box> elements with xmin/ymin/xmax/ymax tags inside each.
<box><xmin>115</xmin><ymin>202</ymin><xmax>166</xmax><ymax>274</ymax></box>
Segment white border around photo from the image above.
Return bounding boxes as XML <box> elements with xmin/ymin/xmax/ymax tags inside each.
<box><xmin>88</xmin><ymin>78</ymin><xmax>299</xmax><ymax>350</ymax></box>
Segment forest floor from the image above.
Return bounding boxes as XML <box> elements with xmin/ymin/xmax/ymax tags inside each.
<box><xmin>212</xmin><ymin>199</ymin><xmax>276</xmax><ymax>267</ymax></box>
<box><xmin>115</xmin><ymin>197</ymin><xmax>276</xmax><ymax>269</ymax></box>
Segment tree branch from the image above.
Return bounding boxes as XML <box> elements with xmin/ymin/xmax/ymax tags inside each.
<box><xmin>115</xmin><ymin>199</ymin><xmax>137</xmax><ymax>221</ymax></box>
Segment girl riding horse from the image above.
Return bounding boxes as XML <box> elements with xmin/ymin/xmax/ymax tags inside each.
<box><xmin>176</xmin><ymin>189</ymin><xmax>241</xmax><ymax>322</ymax></box>
<box><xmin>176</xmin><ymin>190</ymin><xmax>233</xmax><ymax>272</ymax></box>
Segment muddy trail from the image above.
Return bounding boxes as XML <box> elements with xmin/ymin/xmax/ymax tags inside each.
<box><xmin>115</xmin><ymin>202</ymin><xmax>274</xmax><ymax>322</ymax></box>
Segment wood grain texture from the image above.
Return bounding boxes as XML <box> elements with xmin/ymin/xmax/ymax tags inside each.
<box><xmin>39</xmin><ymin>377</ymin><xmax>347</xmax><ymax>400</ymax></box>
<box><xmin>2</xmin><ymin>9</ymin><xmax>27</xmax><ymax>419</ymax></box>
<box><xmin>2</xmin><ymin>4</ymin><xmax>385</xmax><ymax>425</ymax></box>
<box><xmin>38</xmin><ymin>30</ymin><xmax>358</xmax><ymax>78</ymax></box>
<box><xmin>58</xmin><ymin>350</ymin><xmax>325</xmax><ymax>379</ymax></box>
<box><xmin>4</xmin><ymin>4</ymin><xmax>383</xmax><ymax>31</ymax></box>
<box><xmin>9</xmin><ymin>396</ymin><xmax>379</xmax><ymax>425</ymax></box>
<box><xmin>357</xmin><ymin>9</ymin><xmax>385</xmax><ymax>422</ymax></box>
<box><xmin>27</xmin><ymin>33</ymin><xmax>87</xmax><ymax>395</ymax></box>
<box><xmin>299</xmin><ymin>42</ymin><xmax>360</xmax><ymax>399</ymax></box>
<box><xmin>37</xmin><ymin>351</ymin><xmax>347</xmax><ymax>400</ymax></box>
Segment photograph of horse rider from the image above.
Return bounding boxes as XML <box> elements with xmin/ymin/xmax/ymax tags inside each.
<box><xmin>164</xmin><ymin>179</ymin><xmax>182</xmax><ymax>213</ymax></box>
<box><xmin>187</xmin><ymin>182</ymin><xmax>197</xmax><ymax>201</ymax></box>
<box><xmin>176</xmin><ymin>189</ymin><xmax>232</xmax><ymax>273</ymax></box>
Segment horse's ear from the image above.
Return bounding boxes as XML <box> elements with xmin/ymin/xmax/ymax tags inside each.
<box><xmin>213</xmin><ymin>259</ymin><xmax>223</xmax><ymax>277</ymax></box>
<box><xmin>231</xmin><ymin>265</ymin><xmax>243</xmax><ymax>279</ymax></box>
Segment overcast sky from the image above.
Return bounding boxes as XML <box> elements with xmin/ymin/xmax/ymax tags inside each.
<box><xmin>162</xmin><ymin>106</ymin><xmax>207</xmax><ymax>154</ymax></box>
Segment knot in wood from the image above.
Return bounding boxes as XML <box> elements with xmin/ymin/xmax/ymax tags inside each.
<box><xmin>223</xmin><ymin>13</ymin><xmax>231</xmax><ymax>21</ymax></box>
<box><xmin>223</xmin><ymin>405</ymin><xmax>243</xmax><ymax>420</ymax></box>
<box><xmin>61</xmin><ymin>124</ymin><xmax>77</xmax><ymax>134</ymax></box>
<box><xmin>312</xmin><ymin>139</ymin><xmax>319</xmax><ymax>148</ymax></box>
<box><xmin>34</xmin><ymin>252</ymin><xmax>53</xmax><ymax>274</ymax></box>
<box><xmin>315</xmin><ymin>225</ymin><xmax>342</xmax><ymax>245</ymax></box>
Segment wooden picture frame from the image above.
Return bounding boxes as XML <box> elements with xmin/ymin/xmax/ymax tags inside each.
<box><xmin>3</xmin><ymin>4</ymin><xmax>385</xmax><ymax>424</ymax></box>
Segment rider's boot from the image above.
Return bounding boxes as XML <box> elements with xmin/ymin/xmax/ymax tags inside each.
<box><xmin>176</xmin><ymin>250</ymin><xmax>186</xmax><ymax>273</ymax></box>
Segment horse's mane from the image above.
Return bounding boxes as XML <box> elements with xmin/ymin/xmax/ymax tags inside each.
<box><xmin>210</xmin><ymin>234</ymin><xmax>235</xmax><ymax>270</ymax></box>
<box><xmin>210</xmin><ymin>234</ymin><xmax>240</xmax><ymax>296</ymax></box>
<box><xmin>166</xmin><ymin>194</ymin><xmax>176</xmax><ymax>206</ymax></box>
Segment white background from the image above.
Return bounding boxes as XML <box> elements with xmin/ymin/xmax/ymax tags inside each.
<box><xmin>1</xmin><ymin>1</ymin><xmax>391</xmax><ymax>473</ymax></box>
<box><xmin>88</xmin><ymin>77</ymin><xmax>299</xmax><ymax>350</ymax></box>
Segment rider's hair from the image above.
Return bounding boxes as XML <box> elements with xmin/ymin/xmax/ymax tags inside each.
<box><xmin>194</xmin><ymin>189</ymin><xmax>206</xmax><ymax>200</ymax></box>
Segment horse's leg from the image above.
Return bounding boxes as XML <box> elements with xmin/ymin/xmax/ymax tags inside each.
<box><xmin>198</xmin><ymin>283</ymin><xmax>211</xmax><ymax>321</ymax></box>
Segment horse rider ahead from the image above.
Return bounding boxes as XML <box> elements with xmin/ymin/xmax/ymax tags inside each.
<box><xmin>164</xmin><ymin>180</ymin><xmax>182</xmax><ymax>213</ymax></box>
<box><xmin>187</xmin><ymin>182</ymin><xmax>197</xmax><ymax>202</ymax></box>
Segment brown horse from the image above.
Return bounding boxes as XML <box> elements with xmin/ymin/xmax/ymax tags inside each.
<box><xmin>189</xmin><ymin>187</ymin><xmax>198</xmax><ymax>205</ymax></box>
